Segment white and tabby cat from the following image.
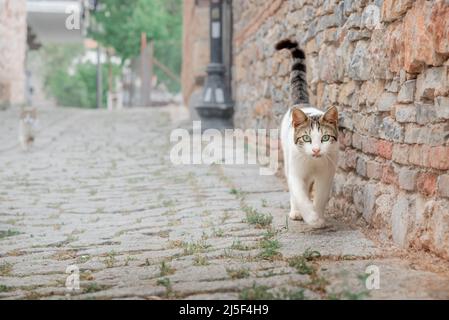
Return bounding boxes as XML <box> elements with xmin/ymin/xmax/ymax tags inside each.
<box><xmin>276</xmin><ymin>39</ymin><xmax>339</xmax><ymax>227</ymax></box>
<box><xmin>19</xmin><ymin>108</ymin><xmax>37</xmax><ymax>151</ymax></box>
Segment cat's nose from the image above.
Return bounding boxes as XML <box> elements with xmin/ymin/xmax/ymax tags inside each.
<box><xmin>312</xmin><ymin>147</ymin><xmax>321</xmax><ymax>155</ymax></box>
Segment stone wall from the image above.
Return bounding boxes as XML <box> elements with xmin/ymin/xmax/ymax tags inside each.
<box><xmin>181</xmin><ymin>0</ymin><xmax>210</xmax><ymax>106</ymax></box>
<box><xmin>232</xmin><ymin>0</ymin><xmax>449</xmax><ymax>259</ymax></box>
<box><xmin>0</xmin><ymin>0</ymin><xmax>27</xmax><ymax>108</ymax></box>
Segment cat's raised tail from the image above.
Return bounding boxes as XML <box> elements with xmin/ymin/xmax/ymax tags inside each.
<box><xmin>275</xmin><ymin>39</ymin><xmax>309</xmax><ymax>105</ymax></box>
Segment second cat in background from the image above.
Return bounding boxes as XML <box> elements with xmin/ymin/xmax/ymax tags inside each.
<box><xmin>19</xmin><ymin>108</ymin><xmax>38</xmax><ymax>152</ymax></box>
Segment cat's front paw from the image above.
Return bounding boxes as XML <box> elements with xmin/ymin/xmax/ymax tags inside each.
<box><xmin>289</xmin><ymin>210</ymin><xmax>303</xmax><ymax>221</ymax></box>
<box><xmin>303</xmin><ymin>213</ymin><xmax>325</xmax><ymax>228</ymax></box>
<box><xmin>309</xmin><ymin>217</ymin><xmax>326</xmax><ymax>228</ymax></box>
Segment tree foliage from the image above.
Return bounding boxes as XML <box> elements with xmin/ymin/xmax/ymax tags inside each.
<box><xmin>90</xmin><ymin>0</ymin><xmax>182</xmax><ymax>92</ymax></box>
<box><xmin>39</xmin><ymin>44</ymin><xmax>116</xmax><ymax>108</ymax></box>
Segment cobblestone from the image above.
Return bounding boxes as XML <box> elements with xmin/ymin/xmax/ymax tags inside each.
<box><xmin>0</xmin><ymin>106</ymin><xmax>448</xmax><ymax>300</ymax></box>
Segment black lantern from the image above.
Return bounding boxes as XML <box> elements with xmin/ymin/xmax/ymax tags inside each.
<box><xmin>195</xmin><ymin>0</ymin><xmax>233</xmax><ymax>119</ymax></box>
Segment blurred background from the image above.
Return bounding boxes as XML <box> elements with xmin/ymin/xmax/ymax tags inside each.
<box><xmin>0</xmin><ymin>0</ymin><xmax>184</xmax><ymax>110</ymax></box>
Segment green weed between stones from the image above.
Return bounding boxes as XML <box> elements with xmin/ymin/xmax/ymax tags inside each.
<box><xmin>230</xmin><ymin>240</ymin><xmax>252</xmax><ymax>251</ymax></box>
<box><xmin>326</xmin><ymin>273</ymin><xmax>370</xmax><ymax>300</ymax></box>
<box><xmin>159</xmin><ymin>261</ymin><xmax>176</xmax><ymax>276</ymax></box>
<box><xmin>258</xmin><ymin>238</ymin><xmax>281</xmax><ymax>261</ymax></box>
<box><xmin>0</xmin><ymin>262</ymin><xmax>13</xmax><ymax>276</ymax></box>
<box><xmin>226</xmin><ymin>267</ymin><xmax>250</xmax><ymax>279</ymax></box>
<box><xmin>257</xmin><ymin>229</ymin><xmax>282</xmax><ymax>261</ymax></box>
<box><xmin>212</xmin><ymin>228</ymin><xmax>225</xmax><ymax>237</ymax></box>
<box><xmin>0</xmin><ymin>284</ymin><xmax>13</xmax><ymax>293</ymax></box>
<box><xmin>239</xmin><ymin>283</ymin><xmax>305</xmax><ymax>300</ymax></box>
<box><xmin>157</xmin><ymin>277</ymin><xmax>174</xmax><ymax>298</ymax></box>
<box><xmin>239</xmin><ymin>283</ymin><xmax>274</xmax><ymax>299</ymax></box>
<box><xmin>103</xmin><ymin>251</ymin><xmax>117</xmax><ymax>268</ymax></box>
<box><xmin>229</xmin><ymin>188</ymin><xmax>246</xmax><ymax>199</ymax></box>
<box><xmin>243</xmin><ymin>206</ymin><xmax>272</xmax><ymax>228</ymax></box>
<box><xmin>288</xmin><ymin>249</ymin><xmax>341</xmax><ymax>296</ymax></box>
<box><xmin>193</xmin><ymin>255</ymin><xmax>209</xmax><ymax>266</ymax></box>
<box><xmin>83</xmin><ymin>282</ymin><xmax>110</xmax><ymax>294</ymax></box>
<box><xmin>288</xmin><ymin>248</ymin><xmax>321</xmax><ymax>275</ymax></box>
<box><xmin>182</xmin><ymin>240</ymin><xmax>211</xmax><ymax>255</ymax></box>
<box><xmin>327</xmin><ymin>289</ymin><xmax>370</xmax><ymax>300</ymax></box>
<box><xmin>0</xmin><ymin>230</ymin><xmax>21</xmax><ymax>240</ymax></box>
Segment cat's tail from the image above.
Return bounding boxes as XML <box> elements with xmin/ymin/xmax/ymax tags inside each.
<box><xmin>275</xmin><ymin>39</ymin><xmax>309</xmax><ymax>105</ymax></box>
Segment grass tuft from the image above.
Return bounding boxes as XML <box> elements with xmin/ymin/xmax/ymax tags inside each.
<box><xmin>159</xmin><ymin>261</ymin><xmax>175</xmax><ymax>276</ymax></box>
<box><xmin>239</xmin><ymin>283</ymin><xmax>274</xmax><ymax>300</ymax></box>
<box><xmin>226</xmin><ymin>267</ymin><xmax>250</xmax><ymax>279</ymax></box>
<box><xmin>0</xmin><ymin>230</ymin><xmax>21</xmax><ymax>240</ymax></box>
<box><xmin>83</xmin><ymin>282</ymin><xmax>109</xmax><ymax>294</ymax></box>
<box><xmin>182</xmin><ymin>240</ymin><xmax>211</xmax><ymax>255</ymax></box>
<box><xmin>243</xmin><ymin>206</ymin><xmax>272</xmax><ymax>228</ymax></box>
<box><xmin>229</xmin><ymin>188</ymin><xmax>246</xmax><ymax>199</ymax></box>
<box><xmin>0</xmin><ymin>284</ymin><xmax>13</xmax><ymax>293</ymax></box>
<box><xmin>230</xmin><ymin>240</ymin><xmax>252</xmax><ymax>251</ymax></box>
<box><xmin>288</xmin><ymin>248</ymin><xmax>321</xmax><ymax>275</ymax></box>
<box><xmin>239</xmin><ymin>283</ymin><xmax>305</xmax><ymax>300</ymax></box>
<box><xmin>258</xmin><ymin>239</ymin><xmax>281</xmax><ymax>261</ymax></box>
<box><xmin>157</xmin><ymin>277</ymin><xmax>174</xmax><ymax>298</ymax></box>
<box><xmin>0</xmin><ymin>262</ymin><xmax>13</xmax><ymax>276</ymax></box>
<box><xmin>103</xmin><ymin>251</ymin><xmax>117</xmax><ymax>268</ymax></box>
<box><xmin>193</xmin><ymin>255</ymin><xmax>209</xmax><ymax>266</ymax></box>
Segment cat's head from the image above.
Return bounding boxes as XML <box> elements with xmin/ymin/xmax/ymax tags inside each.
<box><xmin>291</xmin><ymin>106</ymin><xmax>338</xmax><ymax>158</ymax></box>
<box><xmin>20</xmin><ymin>109</ymin><xmax>37</xmax><ymax>125</ymax></box>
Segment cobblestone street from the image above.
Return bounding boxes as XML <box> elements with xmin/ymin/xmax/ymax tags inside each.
<box><xmin>1</xmin><ymin>106</ymin><xmax>449</xmax><ymax>300</ymax></box>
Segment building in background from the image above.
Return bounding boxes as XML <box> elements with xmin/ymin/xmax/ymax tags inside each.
<box><xmin>27</xmin><ymin>0</ymin><xmax>87</xmax><ymax>44</ymax></box>
<box><xmin>0</xmin><ymin>0</ymin><xmax>89</xmax><ymax>108</ymax></box>
<box><xmin>0</xmin><ymin>0</ymin><xmax>27</xmax><ymax>108</ymax></box>
<box><xmin>26</xmin><ymin>0</ymin><xmax>89</xmax><ymax>108</ymax></box>
<box><xmin>181</xmin><ymin>0</ymin><xmax>210</xmax><ymax>109</ymax></box>
<box><xmin>182</xmin><ymin>0</ymin><xmax>449</xmax><ymax>260</ymax></box>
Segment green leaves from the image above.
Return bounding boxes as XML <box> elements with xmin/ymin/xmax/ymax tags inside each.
<box><xmin>89</xmin><ymin>0</ymin><xmax>182</xmax><ymax>91</ymax></box>
<box><xmin>288</xmin><ymin>248</ymin><xmax>322</xmax><ymax>275</ymax></box>
<box><xmin>36</xmin><ymin>43</ymin><xmax>121</xmax><ymax>108</ymax></box>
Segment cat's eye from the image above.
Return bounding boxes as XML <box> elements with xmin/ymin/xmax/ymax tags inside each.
<box><xmin>321</xmin><ymin>135</ymin><xmax>330</xmax><ymax>142</ymax></box>
<box><xmin>302</xmin><ymin>135</ymin><xmax>311</xmax><ymax>143</ymax></box>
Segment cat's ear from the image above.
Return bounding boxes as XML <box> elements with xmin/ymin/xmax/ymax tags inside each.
<box><xmin>291</xmin><ymin>108</ymin><xmax>308</xmax><ymax>128</ymax></box>
<box><xmin>322</xmin><ymin>106</ymin><xmax>338</xmax><ymax>125</ymax></box>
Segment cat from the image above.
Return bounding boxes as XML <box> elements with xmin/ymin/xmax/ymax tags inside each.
<box><xmin>19</xmin><ymin>108</ymin><xmax>38</xmax><ymax>151</ymax></box>
<box><xmin>276</xmin><ymin>39</ymin><xmax>339</xmax><ymax>227</ymax></box>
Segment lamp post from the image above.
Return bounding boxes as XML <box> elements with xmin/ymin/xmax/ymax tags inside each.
<box><xmin>195</xmin><ymin>0</ymin><xmax>233</xmax><ymax>119</ymax></box>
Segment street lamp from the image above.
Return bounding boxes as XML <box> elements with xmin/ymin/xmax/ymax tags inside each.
<box><xmin>195</xmin><ymin>0</ymin><xmax>233</xmax><ymax>119</ymax></box>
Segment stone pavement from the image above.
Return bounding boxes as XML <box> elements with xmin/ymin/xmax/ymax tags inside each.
<box><xmin>0</xmin><ymin>106</ymin><xmax>448</xmax><ymax>300</ymax></box>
